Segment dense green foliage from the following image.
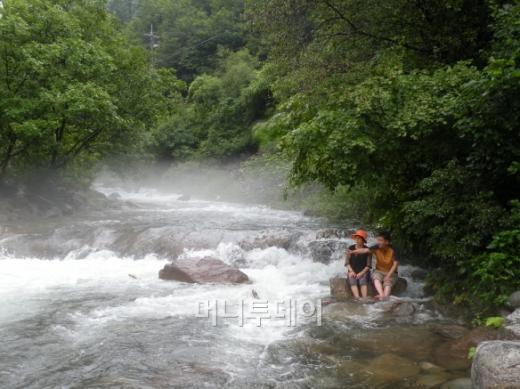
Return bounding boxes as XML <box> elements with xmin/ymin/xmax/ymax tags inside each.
<box><xmin>124</xmin><ymin>0</ymin><xmax>252</xmax><ymax>81</ymax></box>
<box><xmin>151</xmin><ymin>49</ymin><xmax>272</xmax><ymax>159</ymax></box>
<box><xmin>248</xmin><ymin>0</ymin><xmax>520</xmax><ymax>313</ymax></box>
<box><xmin>1</xmin><ymin>0</ymin><xmax>518</xmax><ymax>313</ymax></box>
<box><xmin>0</xmin><ymin>0</ymin><xmax>179</xmax><ymax>182</ymax></box>
<box><xmin>106</xmin><ymin>0</ymin><xmax>271</xmax><ymax>160</ymax></box>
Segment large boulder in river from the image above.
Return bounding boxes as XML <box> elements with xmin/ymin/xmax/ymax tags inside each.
<box><xmin>503</xmin><ymin>309</ymin><xmax>520</xmax><ymax>339</ymax></box>
<box><xmin>471</xmin><ymin>341</ymin><xmax>520</xmax><ymax>389</ymax></box>
<box><xmin>159</xmin><ymin>257</ymin><xmax>249</xmax><ymax>284</ymax></box>
<box><xmin>329</xmin><ymin>276</ymin><xmax>408</xmax><ymax>299</ymax></box>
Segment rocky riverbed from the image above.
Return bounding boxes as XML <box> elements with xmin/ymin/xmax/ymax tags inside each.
<box><xmin>1</xmin><ymin>181</ymin><xmax>518</xmax><ymax>388</ymax></box>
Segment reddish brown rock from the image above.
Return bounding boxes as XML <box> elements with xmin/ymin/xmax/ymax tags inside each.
<box><xmin>159</xmin><ymin>257</ymin><xmax>249</xmax><ymax>284</ymax></box>
<box><xmin>329</xmin><ymin>276</ymin><xmax>408</xmax><ymax>300</ymax></box>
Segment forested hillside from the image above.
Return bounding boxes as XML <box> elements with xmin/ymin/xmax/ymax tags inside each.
<box><xmin>1</xmin><ymin>0</ymin><xmax>519</xmax><ymax>314</ymax></box>
<box><xmin>246</xmin><ymin>0</ymin><xmax>520</xmax><ymax>313</ymax></box>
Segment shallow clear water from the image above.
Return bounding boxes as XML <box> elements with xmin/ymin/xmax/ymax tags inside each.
<box><xmin>0</xmin><ymin>184</ymin><xmax>467</xmax><ymax>388</ymax></box>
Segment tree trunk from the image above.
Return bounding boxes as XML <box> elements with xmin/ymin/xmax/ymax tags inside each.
<box><xmin>0</xmin><ymin>137</ymin><xmax>16</xmax><ymax>179</ymax></box>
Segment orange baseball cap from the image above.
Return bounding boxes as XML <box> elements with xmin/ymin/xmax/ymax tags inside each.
<box><xmin>351</xmin><ymin>229</ymin><xmax>368</xmax><ymax>242</ymax></box>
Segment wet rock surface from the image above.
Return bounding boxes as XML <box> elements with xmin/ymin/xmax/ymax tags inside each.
<box><xmin>429</xmin><ymin>324</ymin><xmax>469</xmax><ymax>340</ymax></box>
<box><xmin>414</xmin><ymin>371</ymin><xmax>450</xmax><ymax>388</ymax></box>
<box><xmin>329</xmin><ymin>276</ymin><xmax>408</xmax><ymax>299</ymax></box>
<box><xmin>434</xmin><ymin>326</ymin><xmax>501</xmax><ymax>370</ymax></box>
<box><xmin>441</xmin><ymin>377</ymin><xmax>472</xmax><ymax>389</ymax></box>
<box><xmin>308</xmin><ymin>240</ymin><xmax>349</xmax><ymax>264</ymax></box>
<box><xmin>504</xmin><ymin>309</ymin><xmax>520</xmax><ymax>339</ymax></box>
<box><xmin>238</xmin><ymin>230</ymin><xmax>302</xmax><ymax>251</ymax></box>
<box><xmin>368</xmin><ymin>353</ymin><xmax>421</xmax><ymax>383</ymax></box>
<box><xmin>383</xmin><ymin>300</ymin><xmax>417</xmax><ymax>316</ymax></box>
<box><xmin>159</xmin><ymin>257</ymin><xmax>249</xmax><ymax>284</ymax></box>
<box><xmin>350</xmin><ymin>326</ymin><xmax>438</xmax><ymax>360</ymax></box>
<box><xmin>471</xmin><ymin>341</ymin><xmax>520</xmax><ymax>389</ymax></box>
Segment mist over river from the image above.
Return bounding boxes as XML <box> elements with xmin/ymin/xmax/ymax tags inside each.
<box><xmin>0</xmin><ymin>181</ymin><xmax>471</xmax><ymax>388</ymax></box>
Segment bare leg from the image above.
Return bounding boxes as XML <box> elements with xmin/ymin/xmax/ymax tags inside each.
<box><xmin>383</xmin><ymin>285</ymin><xmax>392</xmax><ymax>299</ymax></box>
<box><xmin>360</xmin><ymin>284</ymin><xmax>368</xmax><ymax>298</ymax></box>
<box><xmin>373</xmin><ymin>279</ymin><xmax>384</xmax><ymax>299</ymax></box>
<box><xmin>350</xmin><ymin>285</ymin><xmax>360</xmax><ymax>299</ymax></box>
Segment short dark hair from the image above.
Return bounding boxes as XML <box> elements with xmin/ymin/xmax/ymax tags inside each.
<box><xmin>376</xmin><ymin>231</ymin><xmax>391</xmax><ymax>241</ymax></box>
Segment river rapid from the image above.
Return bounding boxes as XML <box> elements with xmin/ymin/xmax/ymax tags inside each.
<box><xmin>0</xmin><ymin>182</ymin><xmax>470</xmax><ymax>388</ymax></box>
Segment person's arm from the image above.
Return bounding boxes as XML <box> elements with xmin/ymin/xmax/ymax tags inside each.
<box><xmin>345</xmin><ymin>250</ymin><xmax>355</xmax><ymax>275</ymax></box>
<box><xmin>384</xmin><ymin>251</ymin><xmax>399</xmax><ymax>281</ymax></box>
<box><xmin>351</xmin><ymin>243</ymin><xmax>377</xmax><ymax>255</ymax></box>
<box><xmin>350</xmin><ymin>247</ymin><xmax>371</xmax><ymax>255</ymax></box>
<box><xmin>357</xmin><ymin>254</ymin><xmax>372</xmax><ymax>278</ymax></box>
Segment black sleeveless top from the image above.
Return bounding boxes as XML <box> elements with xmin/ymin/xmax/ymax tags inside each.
<box><xmin>346</xmin><ymin>244</ymin><xmax>371</xmax><ymax>273</ymax></box>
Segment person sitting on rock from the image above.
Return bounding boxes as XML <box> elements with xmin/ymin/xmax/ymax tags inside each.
<box><xmin>350</xmin><ymin>231</ymin><xmax>399</xmax><ymax>301</ymax></box>
<box><xmin>345</xmin><ymin>229</ymin><xmax>372</xmax><ymax>299</ymax></box>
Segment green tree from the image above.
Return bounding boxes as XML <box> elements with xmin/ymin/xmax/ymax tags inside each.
<box><xmin>248</xmin><ymin>0</ymin><xmax>520</xmax><ymax>313</ymax></box>
<box><xmin>0</xmin><ymin>0</ymin><xmax>181</xmax><ymax>181</ymax></box>
<box><xmin>151</xmin><ymin>49</ymin><xmax>272</xmax><ymax>160</ymax></box>
<box><xmin>128</xmin><ymin>0</ymin><xmax>250</xmax><ymax>81</ymax></box>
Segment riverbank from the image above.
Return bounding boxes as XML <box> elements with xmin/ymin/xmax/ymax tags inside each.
<box><xmin>0</xmin><ymin>178</ymin><xmax>113</xmax><ymax>226</ymax></box>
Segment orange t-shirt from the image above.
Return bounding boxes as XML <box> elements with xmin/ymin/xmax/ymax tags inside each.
<box><xmin>373</xmin><ymin>246</ymin><xmax>396</xmax><ymax>272</ymax></box>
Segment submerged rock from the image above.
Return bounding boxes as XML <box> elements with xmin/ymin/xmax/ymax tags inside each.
<box><xmin>322</xmin><ymin>301</ymin><xmax>371</xmax><ymax>322</ymax></box>
<box><xmin>367</xmin><ymin>353</ymin><xmax>421</xmax><ymax>383</ymax></box>
<box><xmin>471</xmin><ymin>341</ymin><xmax>520</xmax><ymax>389</ymax></box>
<box><xmin>434</xmin><ymin>326</ymin><xmax>501</xmax><ymax>370</ymax></box>
<box><xmin>159</xmin><ymin>257</ymin><xmax>249</xmax><ymax>284</ymax></box>
<box><xmin>429</xmin><ymin>324</ymin><xmax>468</xmax><ymax>340</ymax></box>
<box><xmin>419</xmin><ymin>361</ymin><xmax>445</xmax><ymax>373</ymax></box>
<box><xmin>414</xmin><ymin>372</ymin><xmax>449</xmax><ymax>388</ymax></box>
<box><xmin>329</xmin><ymin>276</ymin><xmax>408</xmax><ymax>299</ymax></box>
<box><xmin>336</xmin><ymin>354</ymin><xmax>421</xmax><ymax>386</ymax></box>
<box><xmin>385</xmin><ymin>301</ymin><xmax>417</xmax><ymax>316</ymax></box>
<box><xmin>441</xmin><ymin>377</ymin><xmax>472</xmax><ymax>389</ymax></box>
<box><xmin>350</xmin><ymin>326</ymin><xmax>437</xmax><ymax>360</ymax></box>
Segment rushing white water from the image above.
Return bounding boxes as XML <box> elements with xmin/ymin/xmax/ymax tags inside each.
<box><xmin>0</xmin><ymin>184</ymin><xmax>451</xmax><ymax>389</ymax></box>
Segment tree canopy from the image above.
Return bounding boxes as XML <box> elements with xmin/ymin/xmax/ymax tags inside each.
<box><xmin>0</xmin><ymin>0</ymin><xmax>180</xmax><ymax>181</ymax></box>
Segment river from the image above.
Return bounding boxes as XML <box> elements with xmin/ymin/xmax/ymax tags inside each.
<box><xmin>0</xmin><ymin>182</ymin><xmax>470</xmax><ymax>388</ymax></box>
